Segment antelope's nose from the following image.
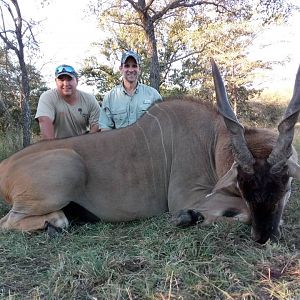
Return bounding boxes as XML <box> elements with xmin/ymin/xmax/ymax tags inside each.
<box><xmin>251</xmin><ymin>228</ymin><xmax>269</xmax><ymax>244</ymax></box>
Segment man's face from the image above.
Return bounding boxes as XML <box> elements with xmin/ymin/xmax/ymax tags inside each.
<box><xmin>120</xmin><ymin>57</ymin><xmax>140</xmax><ymax>84</ymax></box>
<box><xmin>55</xmin><ymin>75</ymin><xmax>78</xmax><ymax>97</ymax></box>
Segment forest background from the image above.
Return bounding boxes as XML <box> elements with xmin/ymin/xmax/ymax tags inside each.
<box><xmin>0</xmin><ymin>0</ymin><xmax>300</xmax><ymax>148</ymax></box>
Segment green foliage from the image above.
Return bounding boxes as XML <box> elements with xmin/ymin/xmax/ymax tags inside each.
<box><xmin>80</xmin><ymin>56</ymin><xmax>120</xmax><ymax>99</ymax></box>
<box><xmin>0</xmin><ymin>46</ymin><xmax>48</xmax><ymax>135</ymax></box>
<box><xmin>241</xmin><ymin>89</ymin><xmax>291</xmax><ymax>127</ymax></box>
<box><xmin>0</xmin><ymin>130</ymin><xmax>22</xmax><ymax>161</ymax></box>
<box><xmin>82</xmin><ymin>0</ymin><xmax>296</xmax><ymax>109</ymax></box>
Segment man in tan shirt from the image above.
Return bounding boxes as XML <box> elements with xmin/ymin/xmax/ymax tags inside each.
<box><xmin>35</xmin><ymin>64</ymin><xmax>100</xmax><ymax>140</ymax></box>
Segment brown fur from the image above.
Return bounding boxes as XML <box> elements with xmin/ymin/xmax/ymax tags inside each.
<box><xmin>0</xmin><ymin>99</ymin><xmax>298</xmax><ymax>240</ymax></box>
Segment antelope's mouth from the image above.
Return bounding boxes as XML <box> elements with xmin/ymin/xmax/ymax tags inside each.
<box><xmin>251</xmin><ymin>227</ymin><xmax>272</xmax><ymax>244</ymax></box>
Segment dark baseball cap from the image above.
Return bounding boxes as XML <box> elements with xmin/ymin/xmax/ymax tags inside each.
<box><xmin>55</xmin><ymin>64</ymin><xmax>78</xmax><ymax>78</ymax></box>
<box><xmin>121</xmin><ymin>50</ymin><xmax>141</xmax><ymax>65</ymax></box>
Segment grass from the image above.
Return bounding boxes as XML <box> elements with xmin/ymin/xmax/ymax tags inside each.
<box><xmin>0</xmin><ymin>202</ymin><xmax>299</xmax><ymax>299</ymax></box>
<box><xmin>0</xmin><ymin>130</ymin><xmax>299</xmax><ymax>299</ymax></box>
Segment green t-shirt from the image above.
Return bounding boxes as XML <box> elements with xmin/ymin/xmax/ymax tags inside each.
<box><xmin>35</xmin><ymin>89</ymin><xmax>100</xmax><ymax>138</ymax></box>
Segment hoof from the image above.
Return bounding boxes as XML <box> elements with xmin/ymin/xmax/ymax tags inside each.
<box><xmin>172</xmin><ymin>209</ymin><xmax>204</xmax><ymax>227</ymax></box>
<box><xmin>44</xmin><ymin>221</ymin><xmax>63</xmax><ymax>237</ymax></box>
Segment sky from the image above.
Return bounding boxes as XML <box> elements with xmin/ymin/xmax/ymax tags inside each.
<box><xmin>13</xmin><ymin>0</ymin><xmax>300</xmax><ymax>93</ymax></box>
<box><xmin>248</xmin><ymin>9</ymin><xmax>300</xmax><ymax>92</ymax></box>
<box><xmin>20</xmin><ymin>0</ymin><xmax>102</xmax><ymax>91</ymax></box>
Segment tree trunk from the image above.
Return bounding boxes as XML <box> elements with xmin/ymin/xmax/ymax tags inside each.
<box><xmin>145</xmin><ymin>21</ymin><xmax>160</xmax><ymax>91</ymax></box>
<box><xmin>138</xmin><ymin>11</ymin><xmax>160</xmax><ymax>91</ymax></box>
<box><xmin>21</xmin><ymin>95</ymin><xmax>31</xmax><ymax>147</ymax></box>
<box><xmin>15</xmin><ymin>0</ymin><xmax>31</xmax><ymax>147</ymax></box>
<box><xmin>0</xmin><ymin>0</ymin><xmax>32</xmax><ymax>147</ymax></box>
<box><xmin>19</xmin><ymin>58</ymin><xmax>31</xmax><ymax>147</ymax></box>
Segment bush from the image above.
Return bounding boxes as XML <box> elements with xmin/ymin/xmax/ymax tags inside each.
<box><xmin>239</xmin><ymin>89</ymin><xmax>291</xmax><ymax>127</ymax></box>
<box><xmin>0</xmin><ymin>130</ymin><xmax>22</xmax><ymax>161</ymax></box>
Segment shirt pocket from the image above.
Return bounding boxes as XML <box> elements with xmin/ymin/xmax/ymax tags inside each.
<box><xmin>138</xmin><ymin>103</ymin><xmax>151</xmax><ymax>118</ymax></box>
<box><xmin>112</xmin><ymin>109</ymin><xmax>127</xmax><ymax>128</ymax></box>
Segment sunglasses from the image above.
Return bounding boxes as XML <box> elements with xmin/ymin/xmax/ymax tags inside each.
<box><xmin>55</xmin><ymin>65</ymin><xmax>76</xmax><ymax>74</ymax></box>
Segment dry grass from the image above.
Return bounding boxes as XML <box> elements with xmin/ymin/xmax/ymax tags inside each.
<box><xmin>0</xmin><ymin>197</ymin><xmax>299</xmax><ymax>299</ymax></box>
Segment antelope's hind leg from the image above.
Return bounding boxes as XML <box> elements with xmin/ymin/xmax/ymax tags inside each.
<box><xmin>0</xmin><ymin>209</ymin><xmax>68</xmax><ymax>232</ymax></box>
<box><xmin>0</xmin><ymin>148</ymin><xmax>88</xmax><ymax>232</ymax></box>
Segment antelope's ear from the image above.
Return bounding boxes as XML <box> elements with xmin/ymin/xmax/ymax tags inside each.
<box><xmin>207</xmin><ymin>162</ymin><xmax>238</xmax><ymax>197</ymax></box>
<box><xmin>287</xmin><ymin>159</ymin><xmax>300</xmax><ymax>180</ymax></box>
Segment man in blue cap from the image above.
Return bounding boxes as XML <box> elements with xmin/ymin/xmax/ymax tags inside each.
<box><xmin>35</xmin><ymin>64</ymin><xmax>100</xmax><ymax>139</ymax></box>
<box><xmin>99</xmin><ymin>50</ymin><xmax>162</xmax><ymax>130</ymax></box>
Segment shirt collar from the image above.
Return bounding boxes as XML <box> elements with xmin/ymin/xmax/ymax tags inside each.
<box><xmin>122</xmin><ymin>82</ymin><xmax>140</xmax><ymax>95</ymax></box>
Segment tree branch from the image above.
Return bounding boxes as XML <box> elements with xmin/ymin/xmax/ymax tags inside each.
<box><xmin>145</xmin><ymin>0</ymin><xmax>155</xmax><ymax>11</ymax></box>
<box><xmin>153</xmin><ymin>1</ymin><xmax>232</xmax><ymax>22</ymax></box>
<box><xmin>126</xmin><ymin>0</ymin><xmax>142</xmax><ymax>12</ymax></box>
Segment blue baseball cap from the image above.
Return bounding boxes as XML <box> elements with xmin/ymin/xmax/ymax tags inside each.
<box><xmin>55</xmin><ymin>64</ymin><xmax>78</xmax><ymax>78</ymax></box>
<box><xmin>121</xmin><ymin>50</ymin><xmax>141</xmax><ymax>65</ymax></box>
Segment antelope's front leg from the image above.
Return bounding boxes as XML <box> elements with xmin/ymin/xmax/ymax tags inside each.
<box><xmin>171</xmin><ymin>209</ymin><xmax>204</xmax><ymax>227</ymax></box>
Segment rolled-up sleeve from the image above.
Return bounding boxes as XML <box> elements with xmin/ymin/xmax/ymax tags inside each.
<box><xmin>154</xmin><ymin>90</ymin><xmax>163</xmax><ymax>101</ymax></box>
<box><xmin>99</xmin><ymin>95</ymin><xmax>114</xmax><ymax>129</ymax></box>
<box><xmin>88</xmin><ymin>96</ymin><xmax>100</xmax><ymax>127</ymax></box>
<box><xmin>35</xmin><ymin>92</ymin><xmax>55</xmax><ymax>122</ymax></box>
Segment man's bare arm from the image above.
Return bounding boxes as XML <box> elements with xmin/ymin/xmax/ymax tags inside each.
<box><xmin>37</xmin><ymin>116</ymin><xmax>55</xmax><ymax>140</ymax></box>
